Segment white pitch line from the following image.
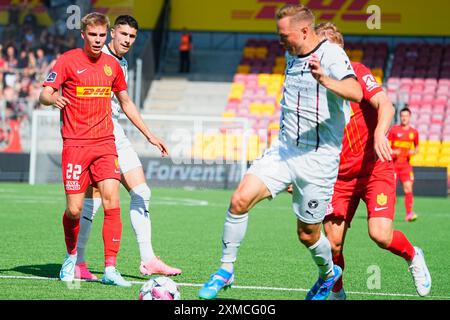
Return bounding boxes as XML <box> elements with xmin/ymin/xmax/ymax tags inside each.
<box><xmin>0</xmin><ymin>275</ymin><xmax>448</xmax><ymax>299</ymax></box>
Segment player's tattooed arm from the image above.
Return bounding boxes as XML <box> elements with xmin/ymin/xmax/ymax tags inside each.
<box><xmin>370</xmin><ymin>91</ymin><xmax>395</xmax><ymax>162</ymax></box>
<box><xmin>309</xmin><ymin>54</ymin><xmax>363</xmax><ymax>103</ymax></box>
<box><xmin>39</xmin><ymin>86</ymin><xmax>70</xmax><ymax>109</ymax></box>
<box><xmin>115</xmin><ymin>90</ymin><xmax>169</xmax><ymax>157</ymax></box>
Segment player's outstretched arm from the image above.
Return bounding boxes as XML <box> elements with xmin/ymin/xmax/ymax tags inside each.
<box><xmin>39</xmin><ymin>86</ymin><xmax>70</xmax><ymax>109</ymax></box>
<box><xmin>369</xmin><ymin>91</ymin><xmax>395</xmax><ymax>162</ymax></box>
<box><xmin>309</xmin><ymin>54</ymin><xmax>363</xmax><ymax>103</ymax></box>
<box><xmin>115</xmin><ymin>90</ymin><xmax>169</xmax><ymax>157</ymax></box>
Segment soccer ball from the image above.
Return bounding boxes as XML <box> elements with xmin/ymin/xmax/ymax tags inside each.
<box><xmin>139</xmin><ymin>276</ymin><xmax>181</xmax><ymax>300</ymax></box>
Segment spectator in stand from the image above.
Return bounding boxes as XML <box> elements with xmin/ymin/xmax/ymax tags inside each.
<box><xmin>0</xmin><ymin>45</ymin><xmax>6</xmax><ymax>89</ymax></box>
<box><xmin>17</xmin><ymin>48</ymin><xmax>29</xmax><ymax>70</ymax></box>
<box><xmin>179</xmin><ymin>28</ymin><xmax>192</xmax><ymax>73</ymax></box>
<box><xmin>5</xmin><ymin>45</ymin><xmax>18</xmax><ymax>69</ymax></box>
<box><xmin>26</xmin><ymin>50</ymin><xmax>37</xmax><ymax>78</ymax></box>
<box><xmin>22</xmin><ymin>26</ymin><xmax>36</xmax><ymax>51</ymax></box>
<box><xmin>35</xmin><ymin>47</ymin><xmax>49</xmax><ymax>81</ymax></box>
<box><xmin>4</xmin><ymin>45</ymin><xmax>18</xmax><ymax>89</ymax></box>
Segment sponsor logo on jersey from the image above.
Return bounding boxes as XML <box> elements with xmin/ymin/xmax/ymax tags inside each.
<box><xmin>393</xmin><ymin>140</ymin><xmax>413</xmax><ymax>149</ymax></box>
<box><xmin>76</xmin><ymin>86</ymin><xmax>111</xmax><ymax>97</ymax></box>
<box><xmin>308</xmin><ymin>199</ymin><xmax>319</xmax><ymax>209</ymax></box>
<box><xmin>104</xmin><ymin>64</ymin><xmax>113</xmax><ymax>76</ymax></box>
<box><xmin>46</xmin><ymin>72</ymin><xmax>57</xmax><ymax>82</ymax></box>
<box><xmin>325</xmin><ymin>202</ymin><xmax>334</xmax><ymax>216</ymax></box>
<box><xmin>376</xmin><ymin>193</ymin><xmax>388</xmax><ymax>206</ymax></box>
<box><xmin>65</xmin><ymin>180</ymin><xmax>81</xmax><ymax>191</ymax></box>
<box><xmin>362</xmin><ymin>74</ymin><xmax>379</xmax><ymax>92</ymax></box>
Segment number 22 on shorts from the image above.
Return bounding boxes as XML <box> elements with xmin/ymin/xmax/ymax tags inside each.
<box><xmin>66</xmin><ymin>163</ymin><xmax>82</xmax><ymax>180</ymax></box>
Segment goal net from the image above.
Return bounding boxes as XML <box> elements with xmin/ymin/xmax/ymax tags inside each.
<box><xmin>29</xmin><ymin>110</ymin><xmax>252</xmax><ymax>189</ymax></box>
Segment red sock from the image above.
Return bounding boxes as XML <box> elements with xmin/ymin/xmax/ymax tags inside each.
<box><xmin>332</xmin><ymin>252</ymin><xmax>345</xmax><ymax>292</ymax></box>
<box><xmin>386</xmin><ymin>230</ymin><xmax>415</xmax><ymax>261</ymax></box>
<box><xmin>404</xmin><ymin>192</ymin><xmax>413</xmax><ymax>215</ymax></box>
<box><xmin>62</xmin><ymin>212</ymin><xmax>80</xmax><ymax>255</ymax></box>
<box><xmin>103</xmin><ymin>208</ymin><xmax>122</xmax><ymax>267</ymax></box>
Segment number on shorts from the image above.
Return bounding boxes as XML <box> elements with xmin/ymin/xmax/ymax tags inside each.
<box><xmin>66</xmin><ymin>163</ymin><xmax>82</xmax><ymax>180</ymax></box>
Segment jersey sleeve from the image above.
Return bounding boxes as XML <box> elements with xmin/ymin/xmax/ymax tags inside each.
<box><xmin>324</xmin><ymin>44</ymin><xmax>356</xmax><ymax>80</ymax></box>
<box><xmin>387</xmin><ymin>127</ymin><xmax>396</xmax><ymax>144</ymax></box>
<box><xmin>111</xmin><ymin>61</ymin><xmax>127</xmax><ymax>92</ymax></box>
<box><xmin>355</xmin><ymin>64</ymin><xmax>383</xmax><ymax>101</ymax></box>
<box><xmin>42</xmin><ymin>54</ymin><xmax>67</xmax><ymax>90</ymax></box>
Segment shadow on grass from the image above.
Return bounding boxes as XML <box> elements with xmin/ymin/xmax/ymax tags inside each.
<box><xmin>0</xmin><ymin>264</ymin><xmax>61</xmax><ymax>278</ymax></box>
<box><xmin>0</xmin><ymin>264</ymin><xmax>146</xmax><ymax>281</ymax></box>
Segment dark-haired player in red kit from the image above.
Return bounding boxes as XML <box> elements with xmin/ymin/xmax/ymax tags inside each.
<box><xmin>388</xmin><ymin>107</ymin><xmax>419</xmax><ymax>222</ymax></box>
<box><xmin>39</xmin><ymin>12</ymin><xmax>168</xmax><ymax>286</ymax></box>
<box><xmin>314</xmin><ymin>23</ymin><xmax>431</xmax><ymax>299</ymax></box>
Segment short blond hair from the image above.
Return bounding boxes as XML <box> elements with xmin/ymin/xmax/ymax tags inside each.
<box><xmin>276</xmin><ymin>4</ymin><xmax>315</xmax><ymax>26</ymax></box>
<box><xmin>81</xmin><ymin>12</ymin><xmax>110</xmax><ymax>31</ymax></box>
<box><xmin>315</xmin><ymin>22</ymin><xmax>344</xmax><ymax>47</ymax></box>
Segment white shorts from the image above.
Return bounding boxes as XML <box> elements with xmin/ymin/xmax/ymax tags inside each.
<box><xmin>246</xmin><ymin>139</ymin><xmax>339</xmax><ymax>224</ymax></box>
<box><xmin>113</xmin><ymin>118</ymin><xmax>142</xmax><ymax>174</ymax></box>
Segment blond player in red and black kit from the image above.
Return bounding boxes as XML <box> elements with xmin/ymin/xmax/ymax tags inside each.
<box><xmin>39</xmin><ymin>13</ymin><xmax>168</xmax><ymax>287</ymax></box>
<box><xmin>315</xmin><ymin>23</ymin><xmax>431</xmax><ymax>299</ymax></box>
<box><xmin>388</xmin><ymin>108</ymin><xmax>419</xmax><ymax>222</ymax></box>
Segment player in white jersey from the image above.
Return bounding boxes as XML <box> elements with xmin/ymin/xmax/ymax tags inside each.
<box><xmin>75</xmin><ymin>15</ymin><xmax>181</xmax><ymax>281</ymax></box>
<box><xmin>198</xmin><ymin>4</ymin><xmax>362</xmax><ymax>300</ymax></box>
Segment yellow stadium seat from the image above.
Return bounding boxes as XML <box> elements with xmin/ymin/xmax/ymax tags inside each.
<box><xmin>409</xmin><ymin>154</ymin><xmax>424</xmax><ymax>166</ymax></box>
<box><xmin>237</xmin><ymin>64</ymin><xmax>250</xmax><ymax>74</ymax></box>
<box><xmin>230</xmin><ymin>82</ymin><xmax>245</xmax><ymax>92</ymax></box>
<box><xmin>441</xmin><ymin>141</ymin><xmax>450</xmax><ymax>148</ymax></box>
<box><xmin>266</xmin><ymin>88</ymin><xmax>280</xmax><ymax>97</ymax></box>
<box><xmin>427</xmin><ymin>141</ymin><xmax>441</xmax><ymax>150</ymax></box>
<box><xmin>440</xmin><ymin>147</ymin><xmax>450</xmax><ymax>156</ymax></box>
<box><xmin>375</xmin><ymin>76</ymin><xmax>382</xmax><ymax>85</ymax></box>
<box><xmin>426</xmin><ymin>146</ymin><xmax>440</xmax><ymax>154</ymax></box>
<box><xmin>272</xmin><ymin>66</ymin><xmax>285</xmax><ymax>74</ymax></box>
<box><xmin>275</xmin><ymin>56</ymin><xmax>285</xmax><ymax>66</ymax></box>
<box><xmin>438</xmin><ymin>156</ymin><xmax>450</xmax><ymax>167</ymax></box>
<box><xmin>261</xmin><ymin>103</ymin><xmax>275</xmax><ymax>116</ymax></box>
<box><xmin>371</xmin><ymin>68</ymin><xmax>384</xmax><ymax>79</ymax></box>
<box><xmin>228</xmin><ymin>90</ymin><xmax>243</xmax><ymax>101</ymax></box>
<box><xmin>271</xmin><ymin>74</ymin><xmax>283</xmax><ymax>83</ymax></box>
<box><xmin>268</xmin><ymin>122</ymin><xmax>280</xmax><ymax>130</ymax></box>
<box><xmin>249</xmin><ymin>102</ymin><xmax>263</xmax><ymax>115</ymax></box>
<box><xmin>255</xmin><ymin>47</ymin><xmax>268</xmax><ymax>59</ymax></box>
<box><xmin>423</xmin><ymin>154</ymin><xmax>439</xmax><ymax>166</ymax></box>
<box><xmin>222</xmin><ymin>111</ymin><xmax>235</xmax><ymax>118</ymax></box>
<box><xmin>257</xmin><ymin>74</ymin><xmax>271</xmax><ymax>87</ymax></box>
<box><xmin>243</xmin><ymin>47</ymin><xmax>256</xmax><ymax>58</ymax></box>
<box><xmin>352</xmin><ymin>49</ymin><xmax>364</xmax><ymax>62</ymax></box>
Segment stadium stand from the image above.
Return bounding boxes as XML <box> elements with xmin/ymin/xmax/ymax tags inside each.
<box><xmin>0</xmin><ymin>5</ymin><xmax>78</xmax><ymax>153</ymax></box>
<box><xmin>212</xmin><ymin>38</ymin><xmax>450</xmax><ymax>182</ymax></box>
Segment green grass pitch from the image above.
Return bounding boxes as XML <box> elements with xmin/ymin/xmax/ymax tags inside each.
<box><xmin>0</xmin><ymin>182</ymin><xmax>449</xmax><ymax>300</ymax></box>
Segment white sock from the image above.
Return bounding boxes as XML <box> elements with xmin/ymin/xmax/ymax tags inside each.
<box><xmin>308</xmin><ymin>232</ymin><xmax>334</xmax><ymax>279</ymax></box>
<box><xmin>76</xmin><ymin>198</ymin><xmax>102</xmax><ymax>264</ymax></box>
<box><xmin>129</xmin><ymin>183</ymin><xmax>155</xmax><ymax>263</ymax></box>
<box><xmin>105</xmin><ymin>266</ymin><xmax>116</xmax><ymax>273</ymax></box>
<box><xmin>220</xmin><ymin>210</ymin><xmax>249</xmax><ymax>272</ymax></box>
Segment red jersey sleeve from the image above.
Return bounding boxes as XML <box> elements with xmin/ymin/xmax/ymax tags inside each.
<box><xmin>42</xmin><ymin>54</ymin><xmax>67</xmax><ymax>90</ymax></box>
<box><xmin>111</xmin><ymin>62</ymin><xmax>127</xmax><ymax>92</ymax></box>
<box><xmin>355</xmin><ymin>63</ymin><xmax>383</xmax><ymax>101</ymax></box>
<box><xmin>388</xmin><ymin>127</ymin><xmax>396</xmax><ymax>145</ymax></box>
